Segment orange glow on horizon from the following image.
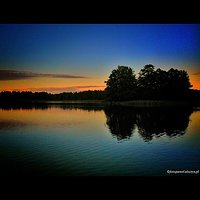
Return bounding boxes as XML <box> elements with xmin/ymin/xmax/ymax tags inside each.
<box><xmin>0</xmin><ymin>76</ymin><xmax>106</xmax><ymax>93</ymax></box>
<box><xmin>191</xmin><ymin>80</ymin><xmax>200</xmax><ymax>90</ymax></box>
<box><xmin>189</xmin><ymin>71</ymin><xmax>200</xmax><ymax>90</ymax></box>
<box><xmin>0</xmin><ymin>72</ymin><xmax>199</xmax><ymax>93</ymax></box>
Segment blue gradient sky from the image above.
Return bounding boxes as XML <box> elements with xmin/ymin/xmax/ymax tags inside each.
<box><xmin>0</xmin><ymin>24</ymin><xmax>200</xmax><ymax>92</ymax></box>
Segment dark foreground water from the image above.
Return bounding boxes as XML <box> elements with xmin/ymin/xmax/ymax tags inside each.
<box><xmin>0</xmin><ymin>104</ymin><xmax>199</xmax><ymax>176</ymax></box>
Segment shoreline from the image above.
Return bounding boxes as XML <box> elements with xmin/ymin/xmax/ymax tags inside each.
<box><xmin>0</xmin><ymin>99</ymin><xmax>199</xmax><ymax>108</ymax></box>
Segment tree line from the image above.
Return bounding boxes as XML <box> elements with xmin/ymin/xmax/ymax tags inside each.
<box><xmin>105</xmin><ymin>64</ymin><xmax>200</xmax><ymax>101</ymax></box>
<box><xmin>0</xmin><ymin>90</ymin><xmax>105</xmax><ymax>102</ymax></box>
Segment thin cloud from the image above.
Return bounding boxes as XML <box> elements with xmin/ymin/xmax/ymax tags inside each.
<box><xmin>191</xmin><ymin>71</ymin><xmax>200</xmax><ymax>76</ymax></box>
<box><xmin>0</xmin><ymin>69</ymin><xmax>87</xmax><ymax>80</ymax></box>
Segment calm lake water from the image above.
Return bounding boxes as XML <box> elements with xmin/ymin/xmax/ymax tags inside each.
<box><xmin>0</xmin><ymin>104</ymin><xmax>200</xmax><ymax>176</ymax></box>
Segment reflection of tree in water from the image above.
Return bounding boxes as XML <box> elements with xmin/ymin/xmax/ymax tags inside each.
<box><xmin>136</xmin><ymin>107</ymin><xmax>193</xmax><ymax>142</ymax></box>
<box><xmin>104</xmin><ymin>106</ymin><xmax>193</xmax><ymax>142</ymax></box>
<box><xmin>104</xmin><ymin>106</ymin><xmax>137</xmax><ymax>140</ymax></box>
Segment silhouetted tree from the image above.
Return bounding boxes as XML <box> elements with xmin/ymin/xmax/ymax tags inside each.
<box><xmin>137</xmin><ymin>64</ymin><xmax>158</xmax><ymax>99</ymax></box>
<box><xmin>154</xmin><ymin>68</ymin><xmax>168</xmax><ymax>90</ymax></box>
<box><xmin>137</xmin><ymin>65</ymin><xmax>193</xmax><ymax>100</ymax></box>
<box><xmin>166</xmin><ymin>68</ymin><xmax>192</xmax><ymax>97</ymax></box>
<box><xmin>138</xmin><ymin>64</ymin><xmax>156</xmax><ymax>89</ymax></box>
<box><xmin>105</xmin><ymin>66</ymin><xmax>137</xmax><ymax>101</ymax></box>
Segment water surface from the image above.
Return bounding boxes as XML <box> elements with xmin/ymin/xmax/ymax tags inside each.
<box><xmin>0</xmin><ymin>104</ymin><xmax>199</xmax><ymax>176</ymax></box>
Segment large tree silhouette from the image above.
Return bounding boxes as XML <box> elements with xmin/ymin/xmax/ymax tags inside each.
<box><xmin>105</xmin><ymin>66</ymin><xmax>137</xmax><ymax>101</ymax></box>
<box><xmin>166</xmin><ymin>68</ymin><xmax>192</xmax><ymax>95</ymax></box>
<box><xmin>105</xmin><ymin>64</ymin><xmax>193</xmax><ymax>101</ymax></box>
<box><xmin>138</xmin><ymin>64</ymin><xmax>156</xmax><ymax>90</ymax></box>
<box><xmin>137</xmin><ymin>65</ymin><xmax>192</xmax><ymax>100</ymax></box>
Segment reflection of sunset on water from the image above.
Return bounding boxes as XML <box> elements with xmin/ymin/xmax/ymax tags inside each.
<box><xmin>0</xmin><ymin>105</ymin><xmax>200</xmax><ymax>176</ymax></box>
<box><xmin>0</xmin><ymin>107</ymin><xmax>105</xmax><ymax>132</ymax></box>
<box><xmin>187</xmin><ymin>110</ymin><xmax>200</xmax><ymax>135</ymax></box>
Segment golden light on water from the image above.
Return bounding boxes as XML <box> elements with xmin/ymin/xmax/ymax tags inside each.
<box><xmin>187</xmin><ymin>110</ymin><xmax>200</xmax><ymax>135</ymax></box>
<box><xmin>0</xmin><ymin>107</ymin><xmax>106</xmax><ymax>132</ymax></box>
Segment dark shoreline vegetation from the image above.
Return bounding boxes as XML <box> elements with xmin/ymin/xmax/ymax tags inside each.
<box><xmin>0</xmin><ymin>96</ymin><xmax>200</xmax><ymax>108</ymax></box>
<box><xmin>0</xmin><ymin>89</ymin><xmax>199</xmax><ymax>104</ymax></box>
<box><xmin>0</xmin><ymin>65</ymin><xmax>200</xmax><ymax>106</ymax></box>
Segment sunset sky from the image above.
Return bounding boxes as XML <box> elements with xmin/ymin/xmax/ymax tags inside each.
<box><xmin>0</xmin><ymin>24</ymin><xmax>200</xmax><ymax>93</ymax></box>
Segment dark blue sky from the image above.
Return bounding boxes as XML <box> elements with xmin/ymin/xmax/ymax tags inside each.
<box><xmin>0</xmin><ymin>24</ymin><xmax>200</xmax><ymax>92</ymax></box>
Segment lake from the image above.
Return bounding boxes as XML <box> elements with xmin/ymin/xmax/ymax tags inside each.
<box><xmin>0</xmin><ymin>103</ymin><xmax>200</xmax><ymax>176</ymax></box>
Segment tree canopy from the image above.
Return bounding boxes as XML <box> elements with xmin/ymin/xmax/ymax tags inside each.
<box><xmin>105</xmin><ymin>66</ymin><xmax>137</xmax><ymax>101</ymax></box>
<box><xmin>105</xmin><ymin>64</ymin><xmax>193</xmax><ymax>101</ymax></box>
